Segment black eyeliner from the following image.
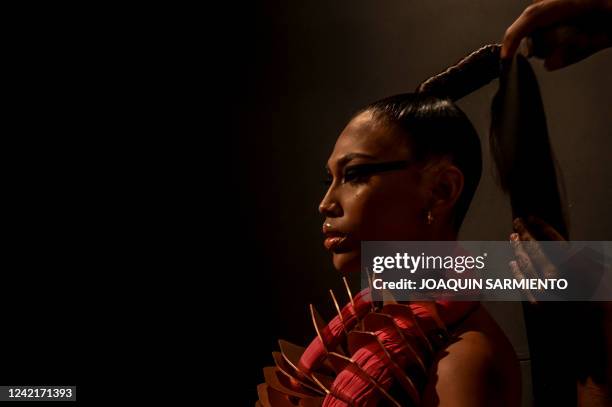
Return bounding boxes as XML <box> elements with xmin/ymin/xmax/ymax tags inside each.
<box><xmin>344</xmin><ymin>160</ymin><xmax>411</xmax><ymax>177</ymax></box>
<box><xmin>323</xmin><ymin>160</ymin><xmax>411</xmax><ymax>186</ymax></box>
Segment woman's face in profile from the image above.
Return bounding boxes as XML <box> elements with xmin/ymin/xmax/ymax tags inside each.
<box><xmin>320</xmin><ymin>110</ymin><xmax>431</xmax><ymax>274</ymax></box>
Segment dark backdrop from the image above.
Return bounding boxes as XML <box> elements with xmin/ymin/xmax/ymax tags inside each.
<box><xmin>224</xmin><ymin>1</ymin><xmax>612</xmax><ymax>403</ymax></box>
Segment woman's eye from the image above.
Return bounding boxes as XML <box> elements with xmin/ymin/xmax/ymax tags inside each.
<box><xmin>323</xmin><ymin>165</ymin><xmax>376</xmax><ymax>187</ymax></box>
<box><xmin>343</xmin><ymin>167</ymin><xmax>370</xmax><ymax>184</ymax></box>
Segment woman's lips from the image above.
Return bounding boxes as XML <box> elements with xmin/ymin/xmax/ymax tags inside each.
<box><xmin>324</xmin><ymin>235</ymin><xmax>348</xmax><ymax>251</ymax></box>
<box><xmin>322</xmin><ymin>223</ymin><xmax>351</xmax><ymax>252</ymax></box>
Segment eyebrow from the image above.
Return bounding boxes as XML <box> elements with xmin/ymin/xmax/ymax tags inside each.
<box><xmin>326</xmin><ymin>153</ymin><xmax>378</xmax><ymax>172</ymax></box>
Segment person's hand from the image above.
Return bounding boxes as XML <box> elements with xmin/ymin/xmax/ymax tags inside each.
<box><xmin>508</xmin><ymin>218</ymin><xmax>612</xmax><ymax>401</ymax></box>
<box><xmin>508</xmin><ymin>216</ymin><xmax>609</xmax><ymax>302</ymax></box>
<box><xmin>508</xmin><ymin>216</ymin><xmax>567</xmax><ymax>303</ymax></box>
<box><xmin>501</xmin><ymin>0</ymin><xmax>612</xmax><ymax>70</ymax></box>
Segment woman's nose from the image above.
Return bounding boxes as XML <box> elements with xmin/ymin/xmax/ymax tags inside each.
<box><xmin>318</xmin><ymin>190</ymin><xmax>342</xmax><ymax>217</ymax></box>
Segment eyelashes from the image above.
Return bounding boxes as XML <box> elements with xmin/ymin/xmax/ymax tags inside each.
<box><xmin>343</xmin><ymin>166</ymin><xmax>372</xmax><ymax>184</ymax></box>
<box><xmin>322</xmin><ymin>165</ymin><xmax>384</xmax><ymax>187</ymax></box>
<box><xmin>323</xmin><ymin>160</ymin><xmax>411</xmax><ymax>187</ymax></box>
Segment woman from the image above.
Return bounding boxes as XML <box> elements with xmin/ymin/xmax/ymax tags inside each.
<box><xmin>258</xmin><ymin>93</ymin><xmax>520</xmax><ymax>406</ymax></box>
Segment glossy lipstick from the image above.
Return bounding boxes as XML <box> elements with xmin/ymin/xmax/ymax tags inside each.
<box><xmin>322</xmin><ymin>223</ymin><xmax>349</xmax><ymax>252</ymax></box>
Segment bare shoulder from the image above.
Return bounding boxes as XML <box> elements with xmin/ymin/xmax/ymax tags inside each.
<box><xmin>421</xmin><ymin>305</ymin><xmax>521</xmax><ymax>407</ymax></box>
<box><xmin>438</xmin><ymin>329</ymin><xmax>496</xmax><ymax>377</ymax></box>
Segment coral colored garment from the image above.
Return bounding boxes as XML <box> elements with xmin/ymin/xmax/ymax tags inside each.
<box><xmin>297</xmin><ymin>288</ymin><xmax>477</xmax><ymax>406</ymax></box>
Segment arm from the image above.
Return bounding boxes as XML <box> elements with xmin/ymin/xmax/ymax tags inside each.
<box><xmin>501</xmin><ymin>0</ymin><xmax>612</xmax><ymax>70</ymax></box>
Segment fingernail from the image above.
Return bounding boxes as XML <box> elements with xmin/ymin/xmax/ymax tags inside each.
<box><xmin>518</xmin><ymin>38</ymin><xmax>533</xmax><ymax>58</ymax></box>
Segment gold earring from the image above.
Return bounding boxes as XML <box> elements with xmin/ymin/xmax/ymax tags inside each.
<box><xmin>426</xmin><ymin>210</ymin><xmax>434</xmax><ymax>225</ymax></box>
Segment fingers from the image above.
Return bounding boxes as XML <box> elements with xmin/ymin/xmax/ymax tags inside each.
<box><xmin>501</xmin><ymin>0</ymin><xmax>595</xmax><ymax>59</ymax></box>
<box><xmin>509</xmin><ymin>259</ymin><xmax>538</xmax><ymax>304</ymax></box>
<box><xmin>513</xmin><ymin>218</ymin><xmax>560</xmax><ymax>279</ymax></box>
<box><xmin>510</xmin><ymin>232</ymin><xmax>539</xmax><ymax>280</ymax></box>
<box><xmin>510</xmin><ymin>230</ymin><xmax>548</xmax><ymax>303</ymax></box>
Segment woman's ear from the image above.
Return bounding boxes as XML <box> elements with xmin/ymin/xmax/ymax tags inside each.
<box><xmin>430</xmin><ymin>163</ymin><xmax>464</xmax><ymax>213</ymax></box>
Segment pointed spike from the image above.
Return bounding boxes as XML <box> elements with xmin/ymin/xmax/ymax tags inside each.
<box><xmin>305</xmin><ymin>373</ymin><xmax>330</xmax><ymax>395</ymax></box>
<box><xmin>345</xmin><ymin>328</ymin><xmax>421</xmax><ymax>406</ymax></box>
<box><xmin>316</xmin><ymin>358</ymin><xmax>337</xmax><ymax>377</ymax></box>
<box><xmin>263</xmin><ymin>366</ymin><xmax>318</xmax><ymax>400</ymax></box>
<box><xmin>309</xmin><ymin>372</ymin><xmax>333</xmax><ymax>394</ymax></box>
<box><xmin>272</xmin><ymin>352</ymin><xmax>324</xmax><ymax>396</ymax></box>
<box><xmin>364</xmin><ymin>267</ymin><xmax>378</xmax><ymax>312</ymax></box>
<box><xmin>278</xmin><ymin>340</ymin><xmax>306</xmax><ymax>368</ymax></box>
<box><xmin>326</xmin><ymin>352</ymin><xmax>402</xmax><ymax>407</ymax></box>
<box><xmin>277</xmin><ymin>339</ymin><xmax>317</xmax><ymax>381</ymax></box>
<box><xmin>329</xmin><ymin>289</ymin><xmax>348</xmax><ymax>336</ymax></box>
<box><xmin>333</xmin><ymin>342</ymin><xmax>347</xmax><ymax>357</ymax></box>
<box><xmin>362</xmin><ymin>312</ymin><xmax>427</xmax><ymax>374</ymax></box>
<box><xmin>309</xmin><ymin>304</ymin><xmax>328</xmax><ymax>352</ymax></box>
<box><xmin>276</xmin><ymin>363</ymin><xmax>326</xmax><ymax>396</ymax></box>
<box><xmin>369</xmin><ymin>335</ymin><xmax>422</xmax><ymax>406</ymax></box>
<box><xmin>325</xmin><ymin>351</ymin><xmax>353</xmax><ymax>372</ymax></box>
<box><xmin>316</xmin><ymin>364</ymin><xmax>354</xmax><ymax>407</ymax></box>
<box><xmin>342</xmin><ymin>276</ymin><xmax>354</xmax><ymax>307</ymax></box>
<box><xmin>384</xmin><ymin>303</ymin><xmax>435</xmax><ymax>354</ymax></box>
<box><xmin>362</xmin><ymin>311</ymin><xmax>388</xmax><ymax>332</ymax></box>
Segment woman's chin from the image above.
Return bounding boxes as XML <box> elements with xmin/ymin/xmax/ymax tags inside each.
<box><xmin>332</xmin><ymin>250</ymin><xmax>360</xmax><ymax>274</ymax></box>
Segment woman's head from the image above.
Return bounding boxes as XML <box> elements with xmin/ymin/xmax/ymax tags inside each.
<box><xmin>320</xmin><ymin>93</ymin><xmax>482</xmax><ymax>273</ymax></box>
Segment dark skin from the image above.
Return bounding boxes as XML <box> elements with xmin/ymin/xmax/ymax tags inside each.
<box><xmin>319</xmin><ymin>110</ymin><xmax>462</xmax><ymax>274</ymax></box>
<box><xmin>319</xmin><ymin>110</ymin><xmax>521</xmax><ymax>407</ymax></box>
<box><xmin>501</xmin><ymin>0</ymin><xmax>612</xmax><ymax>70</ymax></box>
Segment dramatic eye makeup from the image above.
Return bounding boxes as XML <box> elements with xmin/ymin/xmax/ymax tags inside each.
<box><xmin>323</xmin><ymin>160</ymin><xmax>411</xmax><ymax>186</ymax></box>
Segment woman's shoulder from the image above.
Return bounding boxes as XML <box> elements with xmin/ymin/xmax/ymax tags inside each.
<box><xmin>421</xmin><ymin>305</ymin><xmax>521</xmax><ymax>407</ymax></box>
